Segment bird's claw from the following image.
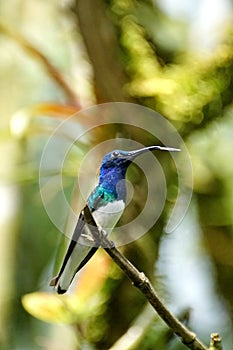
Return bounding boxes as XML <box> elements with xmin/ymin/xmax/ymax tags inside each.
<box><xmin>108</xmin><ymin>240</ymin><xmax>115</xmax><ymax>249</ymax></box>
<box><xmin>96</xmin><ymin>226</ymin><xmax>115</xmax><ymax>248</ymax></box>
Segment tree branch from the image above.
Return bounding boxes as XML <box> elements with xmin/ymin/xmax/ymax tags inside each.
<box><xmin>74</xmin><ymin>0</ymin><xmax>133</xmax><ymax>103</ymax></box>
<box><xmin>83</xmin><ymin>206</ymin><xmax>209</xmax><ymax>350</ymax></box>
<box><xmin>0</xmin><ymin>21</ymin><xmax>80</xmax><ymax>107</ymax></box>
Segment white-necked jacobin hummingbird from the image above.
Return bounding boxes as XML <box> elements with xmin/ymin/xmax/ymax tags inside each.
<box><xmin>50</xmin><ymin>145</ymin><xmax>179</xmax><ymax>294</ymax></box>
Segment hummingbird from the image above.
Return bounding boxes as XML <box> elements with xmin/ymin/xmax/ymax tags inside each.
<box><xmin>50</xmin><ymin>145</ymin><xmax>180</xmax><ymax>294</ymax></box>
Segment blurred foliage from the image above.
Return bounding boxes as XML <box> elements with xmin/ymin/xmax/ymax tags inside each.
<box><xmin>0</xmin><ymin>0</ymin><xmax>233</xmax><ymax>350</ymax></box>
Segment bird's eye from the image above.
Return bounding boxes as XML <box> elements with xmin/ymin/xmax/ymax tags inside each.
<box><xmin>111</xmin><ymin>151</ymin><xmax>120</xmax><ymax>158</ymax></box>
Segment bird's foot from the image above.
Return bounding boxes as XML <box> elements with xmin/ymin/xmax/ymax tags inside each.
<box><xmin>108</xmin><ymin>239</ymin><xmax>115</xmax><ymax>249</ymax></box>
<box><xmin>81</xmin><ymin>232</ymin><xmax>95</xmax><ymax>242</ymax></box>
<box><xmin>96</xmin><ymin>226</ymin><xmax>115</xmax><ymax>248</ymax></box>
<box><xmin>101</xmin><ymin>228</ymin><xmax>108</xmax><ymax>237</ymax></box>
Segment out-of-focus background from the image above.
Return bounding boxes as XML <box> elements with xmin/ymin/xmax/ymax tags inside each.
<box><xmin>0</xmin><ymin>1</ymin><xmax>233</xmax><ymax>349</ymax></box>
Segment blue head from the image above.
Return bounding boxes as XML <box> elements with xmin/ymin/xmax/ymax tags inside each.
<box><xmin>98</xmin><ymin>145</ymin><xmax>180</xmax><ymax>201</ymax></box>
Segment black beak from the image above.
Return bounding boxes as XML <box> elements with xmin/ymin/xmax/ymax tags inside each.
<box><xmin>126</xmin><ymin>145</ymin><xmax>180</xmax><ymax>160</ymax></box>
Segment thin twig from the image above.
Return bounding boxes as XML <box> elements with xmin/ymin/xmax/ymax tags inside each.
<box><xmin>83</xmin><ymin>206</ymin><xmax>208</xmax><ymax>350</ymax></box>
<box><xmin>0</xmin><ymin>21</ymin><xmax>80</xmax><ymax>107</ymax></box>
<box><xmin>108</xmin><ymin>303</ymin><xmax>156</xmax><ymax>350</ymax></box>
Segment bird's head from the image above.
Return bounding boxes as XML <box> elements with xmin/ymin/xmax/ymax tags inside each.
<box><xmin>99</xmin><ymin>145</ymin><xmax>180</xmax><ymax>182</ymax></box>
<box><xmin>100</xmin><ymin>146</ymin><xmax>180</xmax><ymax>170</ymax></box>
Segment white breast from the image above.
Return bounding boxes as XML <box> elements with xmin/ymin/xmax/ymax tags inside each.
<box><xmin>93</xmin><ymin>200</ymin><xmax>125</xmax><ymax>235</ymax></box>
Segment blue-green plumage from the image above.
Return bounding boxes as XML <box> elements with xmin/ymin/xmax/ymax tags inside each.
<box><xmin>88</xmin><ymin>184</ymin><xmax>118</xmax><ymax>211</ymax></box>
<box><xmin>50</xmin><ymin>146</ymin><xmax>180</xmax><ymax>294</ymax></box>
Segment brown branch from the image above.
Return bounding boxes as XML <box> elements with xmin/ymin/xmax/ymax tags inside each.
<box><xmin>74</xmin><ymin>0</ymin><xmax>133</xmax><ymax>103</ymax></box>
<box><xmin>83</xmin><ymin>206</ymin><xmax>209</xmax><ymax>350</ymax></box>
<box><xmin>0</xmin><ymin>21</ymin><xmax>80</xmax><ymax>107</ymax></box>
